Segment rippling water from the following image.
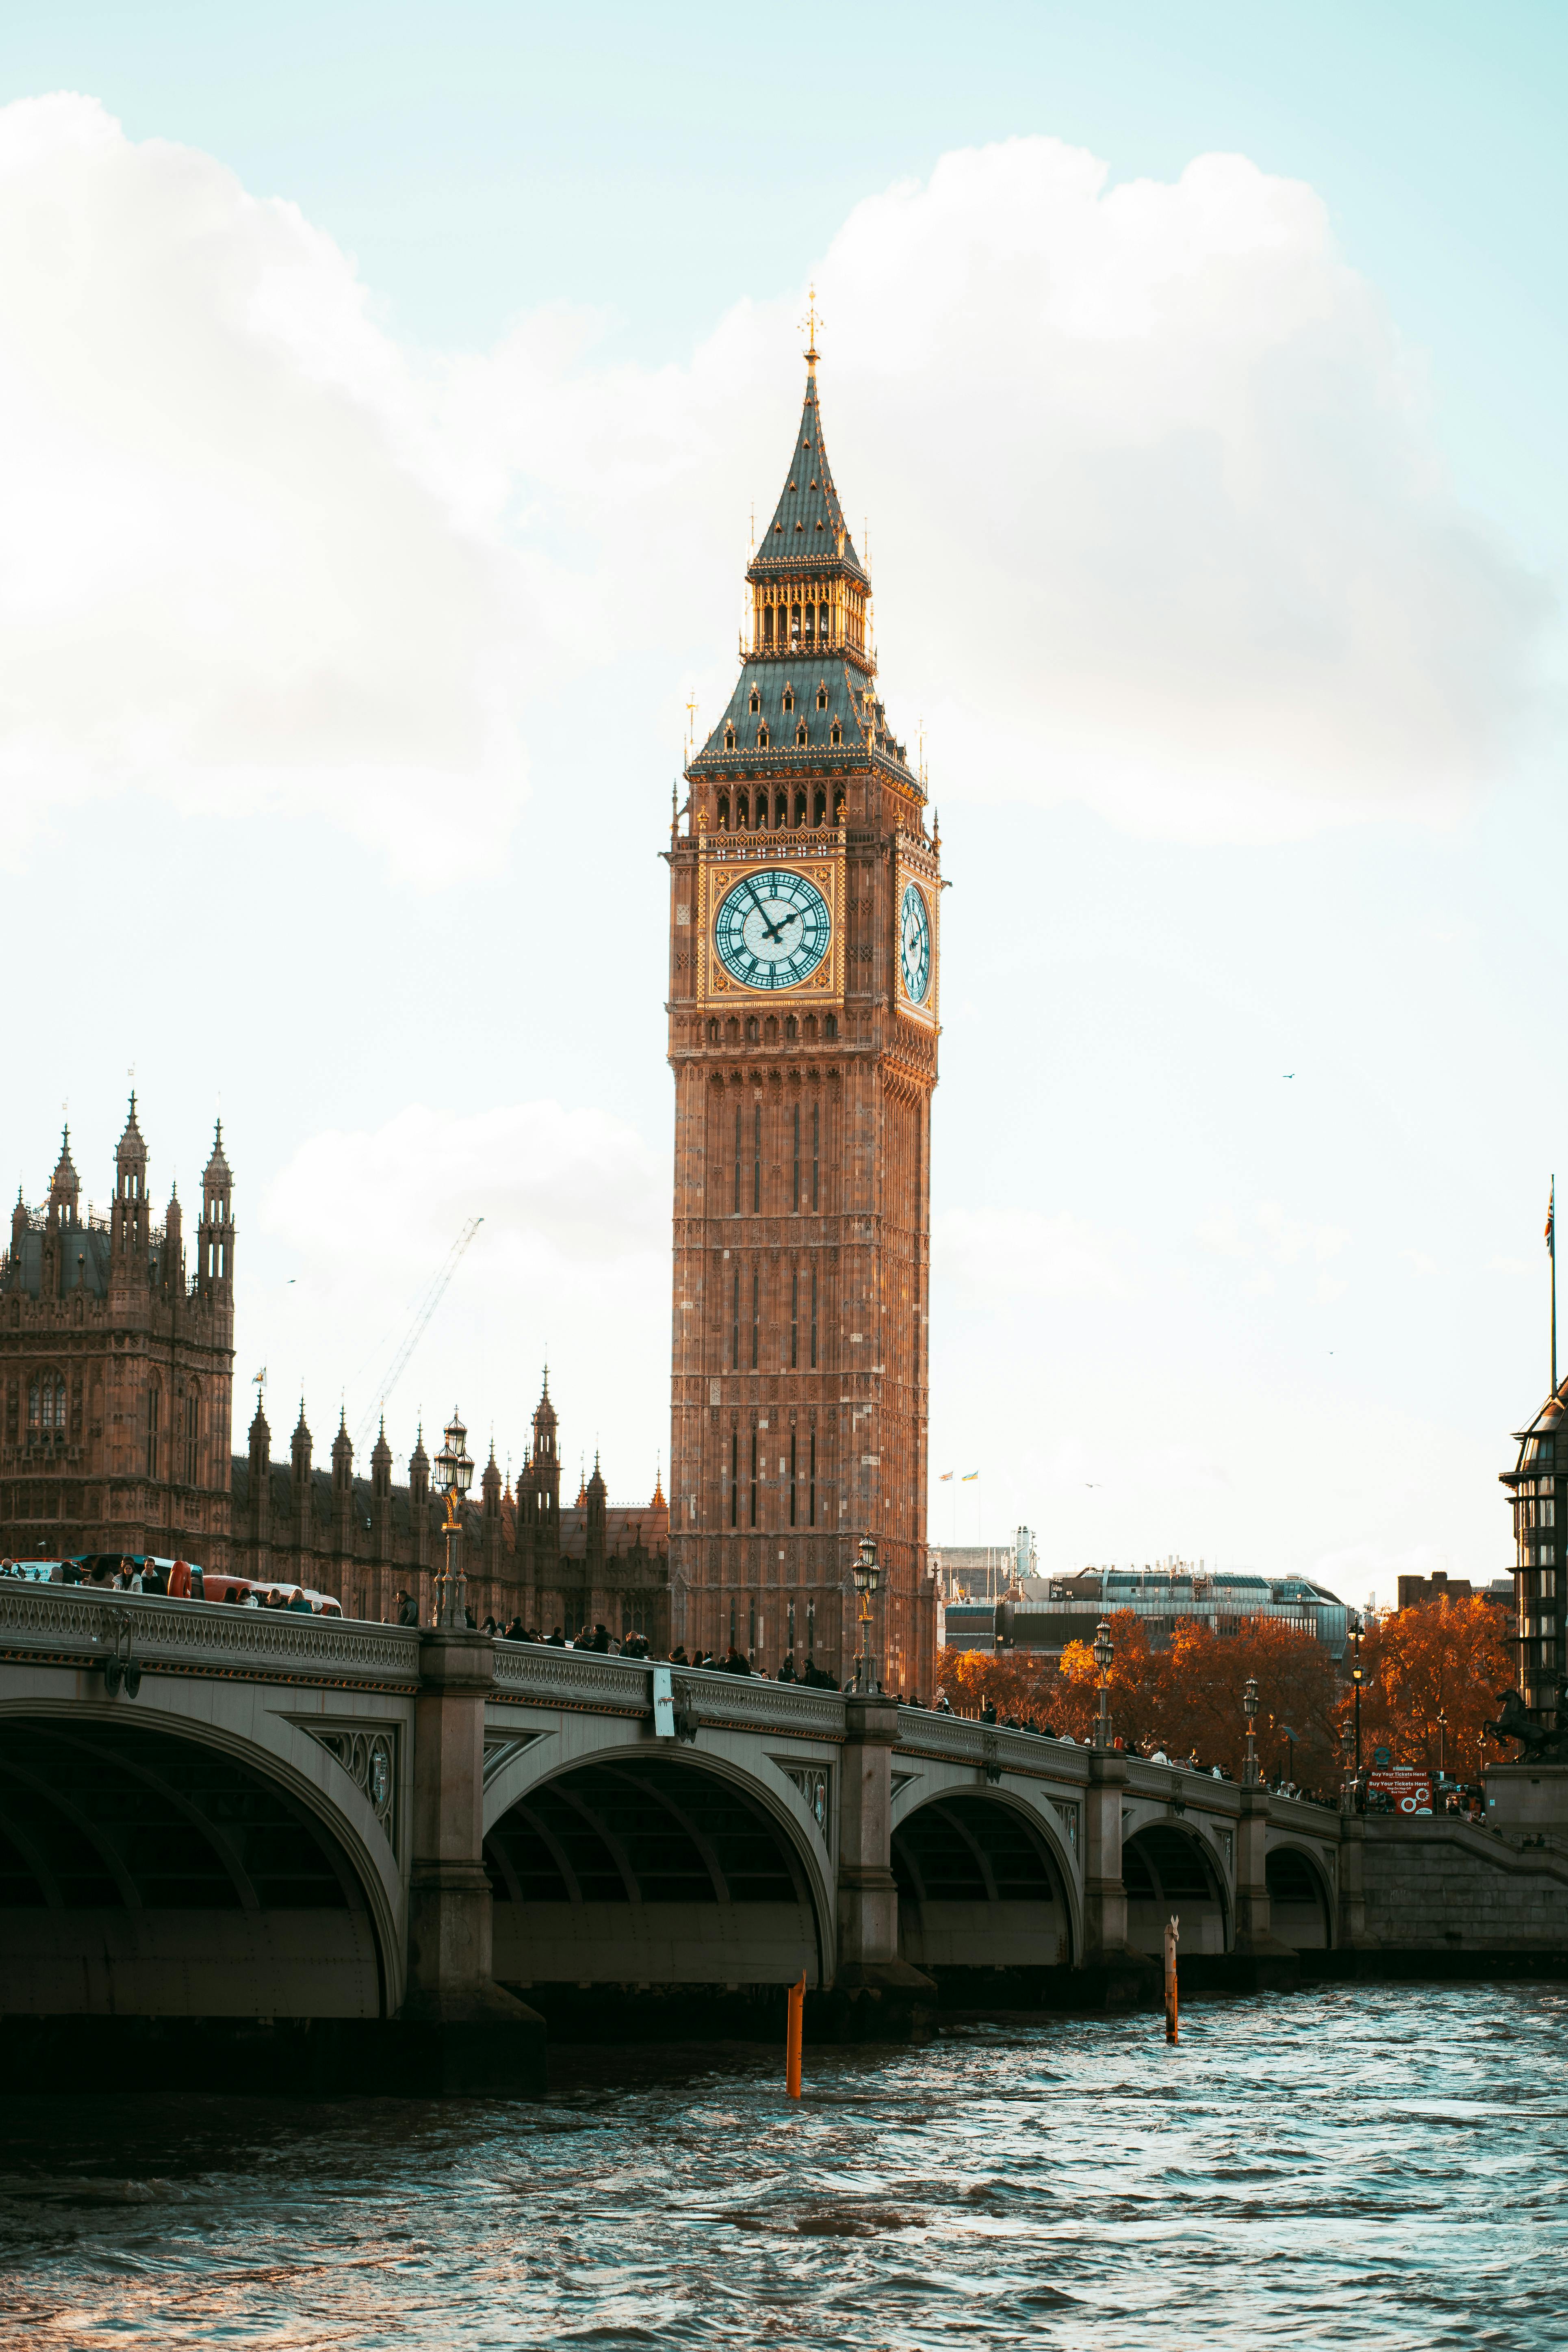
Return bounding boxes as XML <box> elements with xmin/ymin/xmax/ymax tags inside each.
<box><xmin>3</xmin><ymin>1985</ymin><xmax>1566</xmax><ymax>2350</ymax></box>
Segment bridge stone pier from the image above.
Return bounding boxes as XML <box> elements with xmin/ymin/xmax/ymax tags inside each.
<box><xmin>9</xmin><ymin>1585</ymin><xmax>1568</xmax><ymax>2094</ymax></box>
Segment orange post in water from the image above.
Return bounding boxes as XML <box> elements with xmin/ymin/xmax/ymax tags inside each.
<box><xmin>785</xmin><ymin>1971</ymin><xmax>805</xmax><ymax>2097</ymax></box>
<box><xmin>1164</xmin><ymin>1915</ymin><xmax>1180</xmax><ymax>2044</ymax></box>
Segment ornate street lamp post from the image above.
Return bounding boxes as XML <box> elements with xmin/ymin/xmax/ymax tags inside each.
<box><xmin>1437</xmin><ymin>1707</ymin><xmax>1448</xmax><ymax>1780</ymax></box>
<box><xmin>1340</xmin><ymin>1712</ymin><xmax>1355</xmax><ymax>1806</ymax></box>
<box><xmin>1242</xmin><ymin>1675</ymin><xmax>1260</xmax><ymax>1787</ymax></box>
<box><xmin>852</xmin><ymin>1535</ymin><xmax>881</xmax><ymax>1691</ymax></box>
<box><xmin>432</xmin><ymin>1407</ymin><xmax>475</xmax><ymax>1629</ymax></box>
<box><xmin>1092</xmin><ymin>1617</ymin><xmax>1114</xmax><ymax>1749</ymax></box>
<box><xmin>1351</xmin><ymin>1626</ymin><xmax>1364</xmax><ymax>1776</ymax></box>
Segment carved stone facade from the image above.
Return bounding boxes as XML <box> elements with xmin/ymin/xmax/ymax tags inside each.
<box><xmin>230</xmin><ymin>1375</ymin><xmax>669</xmax><ymax>1634</ymax></box>
<box><xmin>0</xmin><ymin>1104</ymin><xmax>236</xmax><ymax>1569</ymax></box>
<box><xmin>666</xmin><ymin>346</ymin><xmax>939</xmax><ymax>1692</ymax></box>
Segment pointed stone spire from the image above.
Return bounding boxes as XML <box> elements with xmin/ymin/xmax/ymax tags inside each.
<box><xmin>651</xmin><ymin>1455</ymin><xmax>666</xmax><ymax>1512</ymax></box>
<box><xmin>117</xmin><ymin>1093</ymin><xmax>146</xmax><ymax>1178</ymax></box>
<box><xmin>49</xmin><ymin>1126</ymin><xmax>79</xmax><ymax>1224</ymax></box>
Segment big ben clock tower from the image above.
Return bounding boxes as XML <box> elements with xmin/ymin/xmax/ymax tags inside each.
<box><xmin>666</xmin><ymin>325</ymin><xmax>941</xmax><ymax>1695</ymax></box>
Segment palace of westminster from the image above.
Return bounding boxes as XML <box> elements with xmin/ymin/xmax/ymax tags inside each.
<box><xmin>0</xmin><ymin>337</ymin><xmax>945</xmax><ymax>1689</ymax></box>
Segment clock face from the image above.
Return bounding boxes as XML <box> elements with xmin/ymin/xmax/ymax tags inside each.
<box><xmin>714</xmin><ymin>868</ymin><xmax>831</xmax><ymax>992</ymax></box>
<box><xmin>900</xmin><ymin>881</ymin><xmax>931</xmax><ymax>1006</ymax></box>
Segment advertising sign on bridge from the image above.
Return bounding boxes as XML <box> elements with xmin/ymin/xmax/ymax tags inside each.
<box><xmin>1368</xmin><ymin>1764</ymin><xmax>1433</xmax><ymax>1814</ymax></box>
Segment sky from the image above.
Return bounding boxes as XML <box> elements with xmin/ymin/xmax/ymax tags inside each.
<box><xmin>2</xmin><ymin>1</ymin><xmax>1566</xmax><ymax>1603</ymax></box>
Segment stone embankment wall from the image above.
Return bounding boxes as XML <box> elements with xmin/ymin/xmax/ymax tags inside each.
<box><xmin>1354</xmin><ymin>1818</ymin><xmax>1568</xmax><ymax>1950</ymax></box>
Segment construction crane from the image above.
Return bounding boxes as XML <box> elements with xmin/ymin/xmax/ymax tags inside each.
<box><xmin>352</xmin><ymin>1216</ymin><xmax>483</xmax><ymax>1457</ymax></box>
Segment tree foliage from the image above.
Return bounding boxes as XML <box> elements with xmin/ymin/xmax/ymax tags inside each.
<box><xmin>939</xmin><ymin>1610</ymin><xmax>1342</xmax><ymax>1784</ymax></box>
<box><xmin>937</xmin><ymin>1595</ymin><xmax>1515</xmax><ymax>1788</ymax></box>
<box><xmin>1348</xmin><ymin>1596</ymin><xmax>1513</xmax><ymax>1779</ymax></box>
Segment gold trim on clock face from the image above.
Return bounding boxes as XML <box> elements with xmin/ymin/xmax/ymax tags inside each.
<box><xmin>712</xmin><ymin>868</ymin><xmax>832</xmax><ymax>992</ymax></box>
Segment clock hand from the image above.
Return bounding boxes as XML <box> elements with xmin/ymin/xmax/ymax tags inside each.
<box><xmin>746</xmin><ymin>884</ymin><xmax>790</xmax><ymax>944</ymax></box>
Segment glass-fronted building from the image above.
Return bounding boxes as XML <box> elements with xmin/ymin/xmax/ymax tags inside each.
<box><xmin>1500</xmin><ymin>1388</ymin><xmax>1562</xmax><ymax>1717</ymax></box>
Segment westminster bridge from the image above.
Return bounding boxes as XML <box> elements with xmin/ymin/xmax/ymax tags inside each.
<box><xmin>3</xmin><ymin>1586</ymin><xmax>1566</xmax><ymax>2091</ymax></box>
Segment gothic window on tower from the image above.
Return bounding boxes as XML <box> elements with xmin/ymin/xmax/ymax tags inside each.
<box><xmin>794</xmin><ymin>789</ymin><xmax>806</xmax><ymax>825</ymax></box>
<box><xmin>146</xmin><ymin>1383</ymin><xmax>160</xmax><ymax>1480</ymax></box>
<box><xmin>783</xmin><ymin>689</ymin><xmax>794</xmax><ymax>714</ymax></box>
<box><xmin>708</xmin><ymin>1018</ymin><xmax>720</xmax><ymax>1044</ymax></box>
<box><xmin>816</xmin><ymin>684</ymin><xmax>828</xmax><ymax>710</ymax></box>
<box><xmin>733</xmin><ymin>1107</ymin><xmax>742</xmax><ymax>1211</ymax></box>
<box><xmin>750</xmin><ymin>688</ymin><xmax>760</xmax><ymax>714</ymax></box>
<box><xmin>811</xmin><ymin>1267</ymin><xmax>818</xmax><ymax>1368</ymax></box>
<box><xmin>792</xmin><ymin>1105</ymin><xmax>800</xmax><ymax>1209</ymax></box>
<box><xmin>751</xmin><ymin>1267</ymin><xmax>759</xmax><ymax>1368</ymax></box>
<box><xmin>812</xmin><ymin>1101</ymin><xmax>820</xmax><ymax>1207</ymax></box>
<box><xmin>750</xmin><ymin>1428</ymin><xmax>758</xmax><ymax>1524</ymax></box>
<box><xmin>730</xmin><ymin>1428</ymin><xmax>738</xmax><ymax>1527</ymax></box>
<box><xmin>723</xmin><ymin>728</ymin><xmax>735</xmax><ymax>753</ymax></box>
<box><xmin>796</xmin><ymin>722</ymin><xmax>807</xmax><ymax>748</ymax></box>
<box><xmin>785</xmin><ymin>1013</ymin><xmax>798</xmax><ymax>1041</ymax></box>
<box><xmin>763</xmin><ymin>608</ymin><xmax>774</xmax><ymax>646</ymax></box>
<box><xmin>753</xmin><ymin>1105</ymin><xmax>762</xmax><ymax>1210</ymax></box>
<box><xmin>791</xmin><ymin>1268</ymin><xmax>799</xmax><ymax>1368</ymax></box>
<box><xmin>764</xmin><ymin>1016</ymin><xmax>778</xmax><ymax>1046</ymax></box>
<box><xmin>828</xmin><ymin>726</ymin><xmax>841</xmax><ymax>752</ymax></box>
<box><xmin>833</xmin><ymin>786</ymin><xmax>846</xmax><ymax>821</ymax></box>
<box><xmin>737</xmin><ymin>790</ymin><xmax>749</xmax><ymax>827</ymax></box>
<box><xmin>791</xmin><ymin>602</ymin><xmax>801</xmax><ymax>644</ymax></box>
<box><xmin>757</xmin><ymin>725</ymin><xmax>769</xmax><ymax>749</ymax></box>
<box><xmin>746</xmin><ymin>1015</ymin><xmax>759</xmax><ymax>1046</ymax></box>
<box><xmin>717</xmin><ymin>792</ymin><xmax>730</xmax><ymax>829</ymax></box>
<box><xmin>184</xmin><ymin>1388</ymin><xmax>200</xmax><ymax>1486</ymax></box>
<box><xmin>726</xmin><ymin>1016</ymin><xmax>740</xmax><ymax>1045</ymax></box>
<box><xmin>773</xmin><ymin>790</ymin><xmax>785</xmax><ymax>824</ymax></box>
<box><xmin>731</xmin><ymin>1269</ymin><xmax>740</xmax><ymax>1368</ymax></box>
<box><xmin>824</xmin><ymin>1014</ymin><xmax>838</xmax><ymax>1043</ymax></box>
<box><xmin>789</xmin><ymin>1427</ymin><xmax>798</xmax><ymax>1523</ymax></box>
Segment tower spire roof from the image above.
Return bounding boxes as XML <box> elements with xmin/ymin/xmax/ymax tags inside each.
<box><xmin>747</xmin><ymin>357</ymin><xmax>866</xmax><ymax>590</ymax></box>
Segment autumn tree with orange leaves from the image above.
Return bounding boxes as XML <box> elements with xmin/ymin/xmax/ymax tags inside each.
<box><xmin>1348</xmin><ymin>1596</ymin><xmax>1513</xmax><ymax>1781</ymax></box>
<box><xmin>938</xmin><ymin>1594</ymin><xmax>1512</xmax><ymax>1787</ymax></box>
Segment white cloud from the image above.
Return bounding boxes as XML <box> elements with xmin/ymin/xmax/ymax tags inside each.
<box><xmin>0</xmin><ymin>102</ymin><xmax>1547</xmax><ymax>865</ymax></box>
<box><xmin>0</xmin><ymin>93</ymin><xmax>534</xmax><ymax>871</ymax></box>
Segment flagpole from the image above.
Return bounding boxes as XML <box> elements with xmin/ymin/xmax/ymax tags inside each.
<box><xmin>1552</xmin><ymin>1176</ymin><xmax>1557</xmax><ymax>1396</ymax></box>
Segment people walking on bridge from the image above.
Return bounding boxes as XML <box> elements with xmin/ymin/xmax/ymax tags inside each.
<box><xmin>395</xmin><ymin>1590</ymin><xmax>418</xmax><ymax>1627</ymax></box>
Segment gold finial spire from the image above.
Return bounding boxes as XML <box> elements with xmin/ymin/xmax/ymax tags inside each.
<box><xmin>800</xmin><ymin>283</ymin><xmax>822</xmax><ymax>367</ymax></box>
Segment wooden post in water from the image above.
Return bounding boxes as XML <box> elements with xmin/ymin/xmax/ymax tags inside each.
<box><xmin>786</xmin><ymin>1971</ymin><xmax>805</xmax><ymax>2098</ymax></box>
<box><xmin>1164</xmin><ymin>1915</ymin><xmax>1179</xmax><ymax>2044</ymax></box>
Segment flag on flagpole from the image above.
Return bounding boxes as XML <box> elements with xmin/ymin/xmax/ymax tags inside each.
<box><xmin>938</xmin><ymin>1470</ymin><xmax>954</xmax><ymax>1482</ymax></box>
<box><xmin>1548</xmin><ymin>1181</ymin><xmax>1555</xmax><ymax>1256</ymax></box>
<box><xmin>961</xmin><ymin>1471</ymin><xmax>980</xmax><ymax>1482</ymax></box>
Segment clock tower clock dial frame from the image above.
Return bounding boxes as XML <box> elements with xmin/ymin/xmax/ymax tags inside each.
<box><xmin>664</xmin><ymin>340</ymin><xmax>941</xmax><ymax>1696</ymax></box>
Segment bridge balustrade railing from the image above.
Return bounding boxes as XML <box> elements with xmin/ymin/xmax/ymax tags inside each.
<box><xmin>0</xmin><ymin>1582</ymin><xmax>423</xmax><ymax>1689</ymax></box>
<box><xmin>489</xmin><ymin>1643</ymin><xmax>848</xmax><ymax>1737</ymax></box>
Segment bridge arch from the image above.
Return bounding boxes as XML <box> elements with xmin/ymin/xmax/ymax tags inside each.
<box><xmin>1264</xmin><ymin>1840</ymin><xmax>1334</xmax><ymax>1948</ymax></box>
<box><xmin>0</xmin><ymin>1699</ymin><xmax>404</xmax><ymax>2017</ymax></box>
<box><xmin>483</xmin><ymin>1742</ymin><xmax>831</xmax><ymax>1990</ymax></box>
<box><xmin>1123</xmin><ymin>1820</ymin><xmax>1231</xmax><ymax>1955</ymax></box>
<box><xmin>891</xmin><ymin>1787</ymin><xmax>1078</xmax><ymax>1977</ymax></box>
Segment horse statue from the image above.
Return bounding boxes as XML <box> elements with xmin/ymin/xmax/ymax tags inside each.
<box><xmin>1482</xmin><ymin>1684</ymin><xmax>1568</xmax><ymax>1764</ymax></box>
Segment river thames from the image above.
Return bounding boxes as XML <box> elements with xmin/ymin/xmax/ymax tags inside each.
<box><xmin>2</xmin><ymin>1983</ymin><xmax>1563</xmax><ymax>2350</ymax></box>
